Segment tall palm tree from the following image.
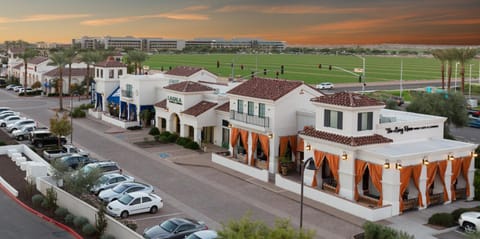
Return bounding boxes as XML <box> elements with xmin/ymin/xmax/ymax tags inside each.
<box><xmin>431</xmin><ymin>49</ymin><xmax>447</xmax><ymax>89</ymax></box>
<box><xmin>64</xmin><ymin>48</ymin><xmax>77</xmax><ymax>95</ymax></box>
<box><xmin>127</xmin><ymin>50</ymin><xmax>148</xmax><ymax>75</ymax></box>
<box><xmin>19</xmin><ymin>48</ymin><xmax>38</xmax><ymax>91</ymax></box>
<box><xmin>79</xmin><ymin>51</ymin><xmax>105</xmax><ymax>98</ymax></box>
<box><xmin>49</xmin><ymin>51</ymin><xmax>67</xmax><ymax>111</ymax></box>
<box><xmin>444</xmin><ymin>48</ymin><xmax>457</xmax><ymax>91</ymax></box>
<box><xmin>454</xmin><ymin>48</ymin><xmax>477</xmax><ymax>94</ymax></box>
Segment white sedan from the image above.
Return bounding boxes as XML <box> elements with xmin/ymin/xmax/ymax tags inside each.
<box><xmin>316</xmin><ymin>82</ymin><xmax>334</xmax><ymax>90</ymax></box>
<box><xmin>106</xmin><ymin>191</ymin><xmax>163</xmax><ymax>218</ymax></box>
<box><xmin>459</xmin><ymin>211</ymin><xmax>480</xmax><ymax>233</ymax></box>
<box><xmin>186</xmin><ymin>230</ymin><xmax>218</xmax><ymax>239</ymax></box>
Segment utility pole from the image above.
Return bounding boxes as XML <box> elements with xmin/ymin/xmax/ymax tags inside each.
<box><xmin>400</xmin><ymin>59</ymin><xmax>403</xmax><ymax>98</ymax></box>
<box><xmin>469</xmin><ymin>64</ymin><xmax>472</xmax><ymax>99</ymax></box>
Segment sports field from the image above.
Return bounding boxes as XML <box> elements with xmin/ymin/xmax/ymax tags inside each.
<box><xmin>144</xmin><ymin>54</ymin><xmax>479</xmax><ymax>85</ymax></box>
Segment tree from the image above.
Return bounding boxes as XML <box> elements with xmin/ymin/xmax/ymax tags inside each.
<box><xmin>406</xmin><ymin>91</ymin><xmax>468</xmax><ymax>138</ymax></box>
<box><xmin>444</xmin><ymin>48</ymin><xmax>457</xmax><ymax>91</ymax></box>
<box><xmin>50</xmin><ymin>112</ymin><xmax>72</xmax><ymax>145</ymax></box>
<box><xmin>96</xmin><ymin>204</ymin><xmax>108</xmax><ymax>236</ymax></box>
<box><xmin>363</xmin><ymin>222</ymin><xmax>413</xmax><ymax>239</ymax></box>
<box><xmin>454</xmin><ymin>48</ymin><xmax>477</xmax><ymax>94</ymax></box>
<box><xmin>49</xmin><ymin>51</ymin><xmax>68</xmax><ymax>111</ymax></box>
<box><xmin>19</xmin><ymin>48</ymin><xmax>38</xmax><ymax>91</ymax></box>
<box><xmin>64</xmin><ymin>48</ymin><xmax>77</xmax><ymax>94</ymax></box>
<box><xmin>431</xmin><ymin>49</ymin><xmax>447</xmax><ymax>89</ymax></box>
<box><xmin>127</xmin><ymin>50</ymin><xmax>148</xmax><ymax>75</ymax></box>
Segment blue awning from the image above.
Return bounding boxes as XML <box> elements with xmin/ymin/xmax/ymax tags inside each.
<box><xmin>107</xmin><ymin>86</ymin><xmax>120</xmax><ymax>105</ymax></box>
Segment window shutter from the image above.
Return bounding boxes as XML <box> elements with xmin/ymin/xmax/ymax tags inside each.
<box><xmin>338</xmin><ymin>112</ymin><xmax>343</xmax><ymax>129</ymax></box>
<box><xmin>324</xmin><ymin>110</ymin><xmax>331</xmax><ymax>127</ymax></box>
<box><xmin>357</xmin><ymin>113</ymin><xmax>362</xmax><ymax>131</ymax></box>
<box><xmin>367</xmin><ymin>112</ymin><xmax>373</xmax><ymax>130</ymax></box>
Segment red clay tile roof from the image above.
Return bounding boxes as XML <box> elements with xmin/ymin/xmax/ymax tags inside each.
<box><xmin>166</xmin><ymin>66</ymin><xmax>202</xmax><ymax>77</ymax></box>
<box><xmin>216</xmin><ymin>102</ymin><xmax>230</xmax><ymax>112</ymax></box>
<box><xmin>94</xmin><ymin>60</ymin><xmax>126</xmax><ymax>68</ymax></box>
<box><xmin>44</xmin><ymin>68</ymin><xmax>92</xmax><ymax>77</ymax></box>
<box><xmin>9</xmin><ymin>48</ymin><xmax>25</xmax><ymax>54</ymax></box>
<box><xmin>164</xmin><ymin>81</ymin><xmax>214</xmax><ymax>92</ymax></box>
<box><xmin>13</xmin><ymin>63</ymin><xmax>22</xmax><ymax>69</ymax></box>
<box><xmin>28</xmin><ymin>56</ymin><xmax>49</xmax><ymax>65</ymax></box>
<box><xmin>227</xmin><ymin>77</ymin><xmax>303</xmax><ymax>101</ymax></box>
<box><xmin>182</xmin><ymin>101</ymin><xmax>218</xmax><ymax>116</ymax></box>
<box><xmin>300</xmin><ymin>126</ymin><xmax>393</xmax><ymax>146</ymax></box>
<box><xmin>154</xmin><ymin>99</ymin><xmax>167</xmax><ymax>109</ymax></box>
<box><xmin>311</xmin><ymin>92</ymin><xmax>384</xmax><ymax>107</ymax></box>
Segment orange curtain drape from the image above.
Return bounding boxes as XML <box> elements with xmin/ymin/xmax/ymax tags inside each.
<box><xmin>412</xmin><ymin>164</ymin><xmax>424</xmax><ymax>208</ymax></box>
<box><xmin>230</xmin><ymin>127</ymin><xmax>239</xmax><ymax>148</ymax></box>
<box><xmin>451</xmin><ymin>158</ymin><xmax>462</xmax><ymax>200</ymax></box>
<box><xmin>297</xmin><ymin>138</ymin><xmax>304</xmax><ymax>152</ymax></box>
<box><xmin>326</xmin><ymin>154</ymin><xmax>340</xmax><ymax>194</ymax></box>
<box><xmin>279</xmin><ymin>137</ymin><xmax>290</xmax><ymax>157</ymax></box>
<box><xmin>239</xmin><ymin>130</ymin><xmax>249</xmax><ymax>164</ymax></box>
<box><xmin>289</xmin><ymin>136</ymin><xmax>298</xmax><ymax>161</ymax></box>
<box><xmin>250</xmin><ymin>133</ymin><xmax>259</xmax><ymax>166</ymax></box>
<box><xmin>312</xmin><ymin>150</ymin><xmax>325</xmax><ymax>187</ymax></box>
<box><xmin>354</xmin><ymin>160</ymin><xmax>367</xmax><ymax>201</ymax></box>
<box><xmin>425</xmin><ymin>162</ymin><xmax>438</xmax><ymax>205</ymax></box>
<box><xmin>368</xmin><ymin>163</ymin><xmax>383</xmax><ymax>207</ymax></box>
<box><xmin>462</xmin><ymin>156</ymin><xmax>473</xmax><ymax>197</ymax></box>
<box><xmin>258</xmin><ymin>134</ymin><xmax>270</xmax><ymax>168</ymax></box>
<box><xmin>399</xmin><ymin>166</ymin><xmax>413</xmax><ymax>212</ymax></box>
<box><xmin>437</xmin><ymin>160</ymin><xmax>449</xmax><ymax>202</ymax></box>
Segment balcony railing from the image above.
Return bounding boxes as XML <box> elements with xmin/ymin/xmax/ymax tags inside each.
<box><xmin>230</xmin><ymin>110</ymin><xmax>270</xmax><ymax>128</ymax></box>
<box><xmin>121</xmin><ymin>90</ymin><xmax>133</xmax><ymax>98</ymax></box>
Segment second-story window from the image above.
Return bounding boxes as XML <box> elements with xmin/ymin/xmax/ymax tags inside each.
<box><xmin>258</xmin><ymin>103</ymin><xmax>265</xmax><ymax>118</ymax></box>
<box><xmin>126</xmin><ymin>84</ymin><xmax>133</xmax><ymax>97</ymax></box>
<box><xmin>118</xmin><ymin>69</ymin><xmax>123</xmax><ymax>77</ymax></box>
<box><xmin>324</xmin><ymin>109</ymin><xmax>343</xmax><ymax>129</ymax></box>
<box><xmin>358</xmin><ymin>112</ymin><xmax>373</xmax><ymax>131</ymax></box>
<box><xmin>109</xmin><ymin>70</ymin><xmax>114</xmax><ymax>79</ymax></box>
<box><xmin>248</xmin><ymin>101</ymin><xmax>254</xmax><ymax>116</ymax></box>
<box><xmin>237</xmin><ymin>100</ymin><xmax>244</xmax><ymax>113</ymax></box>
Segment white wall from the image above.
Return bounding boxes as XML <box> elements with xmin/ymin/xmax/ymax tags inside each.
<box><xmin>212</xmin><ymin>153</ymin><xmax>269</xmax><ymax>182</ymax></box>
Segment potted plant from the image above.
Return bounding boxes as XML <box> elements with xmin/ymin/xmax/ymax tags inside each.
<box><xmin>279</xmin><ymin>156</ymin><xmax>291</xmax><ymax>176</ymax></box>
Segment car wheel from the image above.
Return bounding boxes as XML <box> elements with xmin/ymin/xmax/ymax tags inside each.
<box><xmin>17</xmin><ymin>135</ymin><xmax>24</xmax><ymax>141</ymax></box>
<box><xmin>120</xmin><ymin>211</ymin><xmax>129</xmax><ymax>219</ymax></box>
<box><xmin>149</xmin><ymin>206</ymin><xmax>158</xmax><ymax>214</ymax></box>
<box><xmin>36</xmin><ymin>142</ymin><xmax>43</xmax><ymax>148</ymax></box>
<box><xmin>1</xmin><ymin>123</ymin><xmax>5</xmax><ymax>127</ymax></box>
<box><xmin>463</xmin><ymin>222</ymin><xmax>476</xmax><ymax>233</ymax></box>
<box><xmin>95</xmin><ymin>189</ymin><xmax>103</xmax><ymax>196</ymax></box>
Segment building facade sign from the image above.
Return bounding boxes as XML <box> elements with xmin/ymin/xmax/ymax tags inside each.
<box><xmin>385</xmin><ymin>125</ymin><xmax>438</xmax><ymax>134</ymax></box>
<box><xmin>168</xmin><ymin>96</ymin><xmax>182</xmax><ymax>105</ymax></box>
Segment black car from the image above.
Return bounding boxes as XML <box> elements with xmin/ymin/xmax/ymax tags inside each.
<box><xmin>30</xmin><ymin>130</ymin><xmax>67</xmax><ymax>148</ymax></box>
<box><xmin>54</xmin><ymin>154</ymin><xmax>98</xmax><ymax>169</ymax></box>
<box><xmin>143</xmin><ymin>218</ymin><xmax>208</xmax><ymax>239</ymax></box>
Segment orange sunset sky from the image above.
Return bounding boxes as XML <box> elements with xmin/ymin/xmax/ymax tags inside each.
<box><xmin>0</xmin><ymin>0</ymin><xmax>479</xmax><ymax>45</ymax></box>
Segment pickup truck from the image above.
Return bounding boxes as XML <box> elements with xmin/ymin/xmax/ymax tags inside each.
<box><xmin>43</xmin><ymin>144</ymin><xmax>89</xmax><ymax>161</ymax></box>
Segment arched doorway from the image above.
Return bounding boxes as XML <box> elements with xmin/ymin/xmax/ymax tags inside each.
<box><xmin>171</xmin><ymin>113</ymin><xmax>180</xmax><ymax>134</ymax></box>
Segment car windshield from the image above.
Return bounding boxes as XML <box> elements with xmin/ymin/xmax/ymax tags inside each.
<box><xmin>160</xmin><ymin>220</ymin><xmax>178</xmax><ymax>233</ymax></box>
<box><xmin>97</xmin><ymin>175</ymin><xmax>109</xmax><ymax>184</ymax></box>
<box><xmin>117</xmin><ymin>194</ymin><xmax>133</xmax><ymax>205</ymax></box>
<box><xmin>113</xmin><ymin>184</ymin><xmax>129</xmax><ymax>193</ymax></box>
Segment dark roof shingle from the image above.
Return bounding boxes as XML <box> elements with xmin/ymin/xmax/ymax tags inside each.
<box><xmin>45</xmin><ymin>68</ymin><xmax>91</xmax><ymax>77</ymax></box>
<box><xmin>311</xmin><ymin>92</ymin><xmax>384</xmax><ymax>107</ymax></box>
<box><xmin>216</xmin><ymin>102</ymin><xmax>230</xmax><ymax>112</ymax></box>
<box><xmin>28</xmin><ymin>56</ymin><xmax>49</xmax><ymax>65</ymax></box>
<box><xmin>164</xmin><ymin>81</ymin><xmax>214</xmax><ymax>92</ymax></box>
<box><xmin>182</xmin><ymin>101</ymin><xmax>218</xmax><ymax>116</ymax></box>
<box><xmin>154</xmin><ymin>99</ymin><xmax>167</xmax><ymax>109</ymax></box>
<box><xmin>300</xmin><ymin>126</ymin><xmax>392</xmax><ymax>146</ymax></box>
<box><xmin>94</xmin><ymin>60</ymin><xmax>126</xmax><ymax>68</ymax></box>
<box><xmin>166</xmin><ymin>66</ymin><xmax>202</xmax><ymax>77</ymax></box>
<box><xmin>227</xmin><ymin>77</ymin><xmax>303</xmax><ymax>101</ymax></box>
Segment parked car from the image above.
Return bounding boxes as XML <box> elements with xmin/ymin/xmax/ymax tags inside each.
<box><xmin>11</xmin><ymin>125</ymin><xmax>45</xmax><ymax>141</ymax></box>
<box><xmin>43</xmin><ymin>144</ymin><xmax>89</xmax><ymax>161</ymax></box>
<box><xmin>0</xmin><ymin>115</ymin><xmax>23</xmax><ymax>127</ymax></box>
<box><xmin>30</xmin><ymin>129</ymin><xmax>67</xmax><ymax>148</ymax></box>
<box><xmin>186</xmin><ymin>230</ymin><xmax>218</xmax><ymax>239</ymax></box>
<box><xmin>143</xmin><ymin>218</ymin><xmax>208</xmax><ymax>239</ymax></box>
<box><xmin>18</xmin><ymin>87</ymin><xmax>33</xmax><ymax>93</ymax></box>
<box><xmin>98</xmin><ymin>181</ymin><xmax>153</xmax><ymax>203</ymax></box>
<box><xmin>106</xmin><ymin>191</ymin><xmax>163</xmax><ymax>218</ymax></box>
<box><xmin>54</xmin><ymin>154</ymin><xmax>98</xmax><ymax>170</ymax></box>
<box><xmin>459</xmin><ymin>211</ymin><xmax>480</xmax><ymax>233</ymax></box>
<box><xmin>5</xmin><ymin>84</ymin><xmax>17</xmax><ymax>90</ymax></box>
<box><xmin>469</xmin><ymin>115</ymin><xmax>480</xmax><ymax>128</ymax></box>
<box><xmin>78</xmin><ymin>161</ymin><xmax>121</xmax><ymax>177</ymax></box>
<box><xmin>0</xmin><ymin>111</ymin><xmax>17</xmax><ymax>119</ymax></box>
<box><xmin>13</xmin><ymin>86</ymin><xmax>23</xmax><ymax>92</ymax></box>
<box><xmin>0</xmin><ymin>107</ymin><xmax>10</xmax><ymax>113</ymax></box>
<box><xmin>6</xmin><ymin>119</ymin><xmax>35</xmax><ymax>133</ymax></box>
<box><xmin>468</xmin><ymin>109</ymin><xmax>480</xmax><ymax>118</ymax></box>
<box><xmin>90</xmin><ymin>173</ymin><xmax>135</xmax><ymax>195</ymax></box>
<box><xmin>316</xmin><ymin>82</ymin><xmax>334</xmax><ymax>90</ymax></box>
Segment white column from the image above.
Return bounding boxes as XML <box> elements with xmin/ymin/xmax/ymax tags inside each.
<box><xmin>338</xmin><ymin>152</ymin><xmax>355</xmax><ymax>200</ymax></box>
<box><xmin>382</xmin><ymin>167</ymin><xmax>401</xmax><ymax>216</ymax></box>
<box><xmin>468</xmin><ymin>155</ymin><xmax>475</xmax><ymax>200</ymax></box>
<box><xmin>445</xmin><ymin>160</ymin><xmax>453</xmax><ymax>204</ymax></box>
<box><xmin>269</xmin><ymin>136</ymin><xmax>278</xmax><ymax>173</ymax></box>
<box><xmin>302</xmin><ymin>149</ymin><xmax>314</xmax><ymax>186</ymax></box>
<box><xmin>179</xmin><ymin>123</ymin><xmax>186</xmax><ymax>137</ymax></box>
<box><xmin>419</xmin><ymin>165</ymin><xmax>427</xmax><ymax>210</ymax></box>
<box><xmin>247</xmin><ymin>132</ymin><xmax>253</xmax><ymax>166</ymax></box>
<box><xmin>193</xmin><ymin>127</ymin><xmax>202</xmax><ymax>145</ymax></box>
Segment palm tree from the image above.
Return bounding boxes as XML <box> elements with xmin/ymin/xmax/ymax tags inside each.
<box><xmin>79</xmin><ymin>51</ymin><xmax>105</xmax><ymax>98</ymax></box>
<box><xmin>444</xmin><ymin>48</ymin><xmax>457</xmax><ymax>91</ymax></box>
<box><xmin>454</xmin><ymin>48</ymin><xmax>477</xmax><ymax>94</ymax></box>
<box><xmin>431</xmin><ymin>49</ymin><xmax>447</xmax><ymax>89</ymax></box>
<box><xmin>64</xmin><ymin>48</ymin><xmax>77</xmax><ymax>95</ymax></box>
<box><xmin>127</xmin><ymin>50</ymin><xmax>148</xmax><ymax>75</ymax></box>
<box><xmin>49</xmin><ymin>51</ymin><xmax>67</xmax><ymax>111</ymax></box>
<box><xmin>19</xmin><ymin>48</ymin><xmax>38</xmax><ymax>91</ymax></box>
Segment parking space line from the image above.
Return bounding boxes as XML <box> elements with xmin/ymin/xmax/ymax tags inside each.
<box><xmin>133</xmin><ymin>212</ymin><xmax>184</xmax><ymax>221</ymax></box>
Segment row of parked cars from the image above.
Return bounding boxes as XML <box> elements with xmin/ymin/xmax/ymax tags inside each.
<box><xmin>1</xmin><ymin>104</ymin><xmax>217</xmax><ymax>238</ymax></box>
<box><xmin>5</xmin><ymin>84</ymin><xmax>34</xmax><ymax>93</ymax></box>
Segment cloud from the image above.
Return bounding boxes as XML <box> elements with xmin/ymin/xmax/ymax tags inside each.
<box><xmin>216</xmin><ymin>4</ymin><xmax>372</xmax><ymax>14</ymax></box>
<box><xmin>182</xmin><ymin>5</ymin><xmax>209</xmax><ymax>12</ymax></box>
<box><xmin>80</xmin><ymin>17</ymin><xmax>133</xmax><ymax>26</ymax></box>
<box><xmin>0</xmin><ymin>14</ymin><xmax>90</xmax><ymax>24</ymax></box>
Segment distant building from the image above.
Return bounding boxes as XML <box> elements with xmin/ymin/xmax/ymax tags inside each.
<box><xmin>186</xmin><ymin>38</ymin><xmax>287</xmax><ymax>51</ymax></box>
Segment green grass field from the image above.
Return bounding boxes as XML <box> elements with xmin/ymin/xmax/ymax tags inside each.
<box><xmin>144</xmin><ymin>54</ymin><xmax>480</xmax><ymax>85</ymax></box>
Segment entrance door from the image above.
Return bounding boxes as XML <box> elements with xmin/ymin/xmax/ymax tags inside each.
<box><xmin>202</xmin><ymin>127</ymin><xmax>214</xmax><ymax>144</ymax></box>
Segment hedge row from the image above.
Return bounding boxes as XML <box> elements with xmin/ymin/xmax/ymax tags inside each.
<box><xmin>150</xmin><ymin>128</ymin><xmax>200</xmax><ymax>150</ymax></box>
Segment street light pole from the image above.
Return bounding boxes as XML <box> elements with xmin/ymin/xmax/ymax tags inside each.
<box><xmin>70</xmin><ymin>94</ymin><xmax>73</xmax><ymax>144</ymax></box>
<box><xmin>455</xmin><ymin>62</ymin><xmax>459</xmax><ymax>92</ymax></box>
<box><xmin>400</xmin><ymin>59</ymin><xmax>403</xmax><ymax>98</ymax></box>
<box><xmin>300</xmin><ymin>157</ymin><xmax>316</xmax><ymax>229</ymax></box>
<box><xmin>469</xmin><ymin>64</ymin><xmax>472</xmax><ymax>99</ymax></box>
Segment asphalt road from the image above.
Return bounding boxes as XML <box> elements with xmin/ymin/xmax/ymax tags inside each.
<box><xmin>0</xmin><ymin>189</ymin><xmax>74</xmax><ymax>239</ymax></box>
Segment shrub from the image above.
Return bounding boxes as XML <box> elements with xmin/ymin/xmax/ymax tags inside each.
<box><xmin>24</xmin><ymin>179</ymin><xmax>36</xmax><ymax>201</ymax></box>
<box><xmin>149</xmin><ymin>127</ymin><xmax>160</xmax><ymax>136</ymax></box>
<box><xmin>452</xmin><ymin>207</ymin><xmax>480</xmax><ymax>222</ymax></box>
<box><xmin>176</xmin><ymin>137</ymin><xmax>191</xmax><ymax>146</ymax></box>
<box><xmin>167</xmin><ymin>133</ymin><xmax>178</xmax><ymax>143</ymax></box>
<box><xmin>363</xmin><ymin>221</ymin><xmax>413</xmax><ymax>239</ymax></box>
<box><xmin>96</xmin><ymin>204</ymin><xmax>108</xmax><ymax>236</ymax></box>
<box><xmin>65</xmin><ymin>214</ymin><xmax>75</xmax><ymax>225</ymax></box>
<box><xmin>43</xmin><ymin>187</ymin><xmax>58</xmax><ymax>211</ymax></box>
<box><xmin>154</xmin><ymin>135</ymin><xmax>161</xmax><ymax>142</ymax></box>
<box><xmin>73</xmin><ymin>216</ymin><xmax>89</xmax><ymax>229</ymax></box>
<box><xmin>0</xmin><ymin>141</ymin><xmax>5</xmax><ymax>146</ymax></box>
<box><xmin>79</xmin><ymin>103</ymin><xmax>94</xmax><ymax>110</ymax></box>
<box><xmin>54</xmin><ymin>207</ymin><xmax>69</xmax><ymax>220</ymax></box>
<box><xmin>32</xmin><ymin>194</ymin><xmax>44</xmax><ymax>208</ymax></box>
<box><xmin>475</xmin><ymin>170</ymin><xmax>480</xmax><ymax>200</ymax></box>
<box><xmin>185</xmin><ymin>141</ymin><xmax>200</xmax><ymax>150</ymax></box>
<box><xmin>82</xmin><ymin>223</ymin><xmax>98</xmax><ymax>236</ymax></box>
<box><xmin>71</xmin><ymin>107</ymin><xmax>86</xmax><ymax>118</ymax></box>
<box><xmin>122</xmin><ymin>220</ymin><xmax>138</xmax><ymax>231</ymax></box>
<box><xmin>127</xmin><ymin>126</ymin><xmax>142</xmax><ymax>130</ymax></box>
<box><xmin>159</xmin><ymin>131</ymin><xmax>171</xmax><ymax>137</ymax></box>
<box><xmin>159</xmin><ymin>135</ymin><xmax>169</xmax><ymax>143</ymax></box>
<box><xmin>428</xmin><ymin>213</ymin><xmax>455</xmax><ymax>227</ymax></box>
<box><xmin>100</xmin><ymin>235</ymin><xmax>116</xmax><ymax>239</ymax></box>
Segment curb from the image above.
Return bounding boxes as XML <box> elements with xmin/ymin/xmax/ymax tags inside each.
<box><xmin>0</xmin><ymin>183</ymin><xmax>83</xmax><ymax>239</ymax></box>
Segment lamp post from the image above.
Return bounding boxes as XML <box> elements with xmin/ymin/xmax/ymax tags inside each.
<box><xmin>469</xmin><ymin>64</ymin><xmax>473</xmax><ymax>99</ymax></box>
<box><xmin>300</xmin><ymin>157</ymin><xmax>317</xmax><ymax>228</ymax></box>
<box><xmin>400</xmin><ymin>59</ymin><xmax>403</xmax><ymax>98</ymax></box>
<box><xmin>454</xmin><ymin>62</ymin><xmax>459</xmax><ymax>92</ymax></box>
<box><xmin>353</xmin><ymin>55</ymin><xmax>366</xmax><ymax>93</ymax></box>
<box><xmin>70</xmin><ymin>91</ymin><xmax>78</xmax><ymax>144</ymax></box>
